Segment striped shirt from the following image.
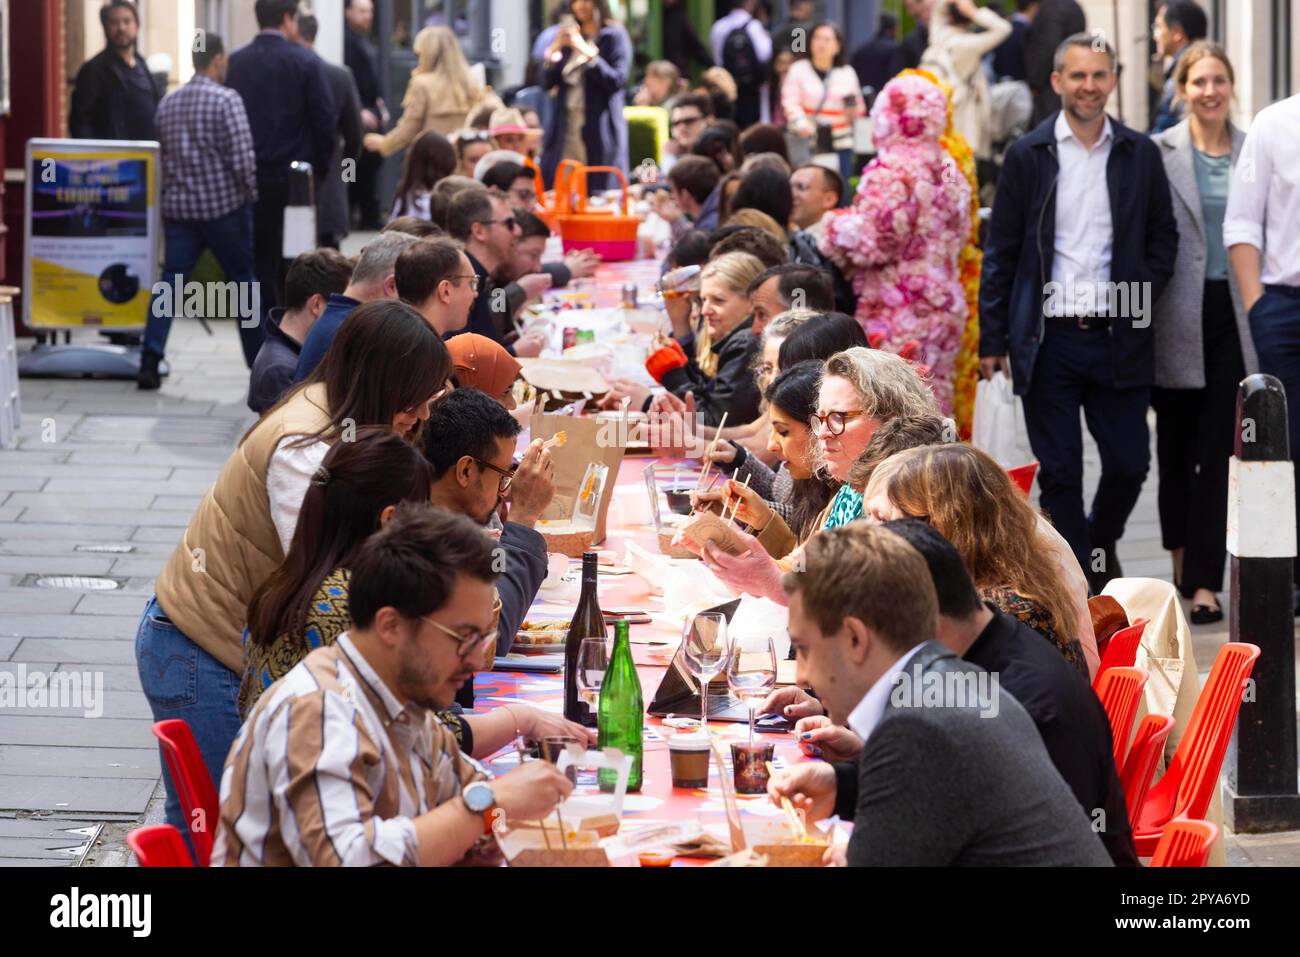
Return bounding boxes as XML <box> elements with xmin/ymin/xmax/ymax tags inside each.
<box><xmin>213</xmin><ymin>633</ymin><xmax>488</xmax><ymax>867</ymax></box>
<box><xmin>156</xmin><ymin>74</ymin><xmax>258</xmax><ymax>221</ymax></box>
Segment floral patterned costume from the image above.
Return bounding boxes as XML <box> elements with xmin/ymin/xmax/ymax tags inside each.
<box><xmin>820</xmin><ymin>74</ymin><xmax>972</xmax><ymax>414</ymax></box>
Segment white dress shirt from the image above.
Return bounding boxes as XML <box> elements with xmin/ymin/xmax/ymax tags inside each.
<box><xmin>846</xmin><ymin>643</ymin><xmax>925</xmax><ymax>746</ymax></box>
<box><xmin>1049</xmin><ymin>112</ymin><xmax>1114</xmax><ymax>317</ymax></box>
<box><xmin>1223</xmin><ymin>93</ymin><xmax>1300</xmax><ymax>286</ymax></box>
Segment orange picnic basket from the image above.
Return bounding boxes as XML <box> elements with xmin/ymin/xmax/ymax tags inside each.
<box><xmin>553</xmin><ymin>163</ymin><xmax>640</xmax><ymax>262</ymax></box>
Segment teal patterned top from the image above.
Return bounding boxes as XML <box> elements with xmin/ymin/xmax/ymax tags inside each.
<box><xmin>823</xmin><ymin>484</ymin><xmax>864</xmax><ymax>529</ymax></box>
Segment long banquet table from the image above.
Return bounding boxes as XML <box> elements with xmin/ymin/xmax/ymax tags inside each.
<box><xmin>468</xmin><ymin>256</ymin><xmax>817</xmax><ymax>866</ymax></box>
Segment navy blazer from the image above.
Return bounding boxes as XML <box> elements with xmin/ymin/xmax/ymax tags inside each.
<box><xmin>978</xmin><ymin>112</ymin><xmax>1178</xmax><ymax>395</ymax></box>
<box><xmin>539</xmin><ymin>24</ymin><xmax>632</xmax><ymax>190</ymax></box>
<box><xmin>227</xmin><ymin>32</ymin><xmax>337</xmax><ymax>189</ymax></box>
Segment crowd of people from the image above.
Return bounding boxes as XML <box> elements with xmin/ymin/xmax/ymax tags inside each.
<box><xmin>55</xmin><ymin>0</ymin><xmax>1291</xmax><ymax>866</ymax></box>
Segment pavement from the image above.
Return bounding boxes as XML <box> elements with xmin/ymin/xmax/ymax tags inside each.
<box><xmin>1</xmin><ymin>242</ymin><xmax>1297</xmax><ymax>865</ymax></box>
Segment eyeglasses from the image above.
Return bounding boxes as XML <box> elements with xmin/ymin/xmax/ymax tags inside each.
<box><xmin>809</xmin><ymin>409</ymin><xmax>868</xmax><ymax>436</ymax></box>
<box><xmin>459</xmin><ymin>130</ymin><xmax>492</xmax><ymax>143</ymax></box>
<box><xmin>481</xmin><ymin>216</ymin><xmax>519</xmax><ymax>232</ymax></box>
<box><xmin>473</xmin><ymin>456</ymin><xmax>516</xmax><ymax>494</ymax></box>
<box><xmin>420</xmin><ymin>613</ymin><xmax>500</xmax><ymax>660</ymax></box>
<box><xmin>671</xmin><ymin>114</ymin><xmax>705</xmax><ymax>128</ymax></box>
<box><xmin>448</xmin><ymin>274</ymin><xmax>481</xmax><ymax>292</ymax></box>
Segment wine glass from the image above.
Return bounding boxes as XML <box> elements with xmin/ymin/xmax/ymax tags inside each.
<box><xmin>726</xmin><ymin>635</ymin><xmax>778</xmax><ymax>744</ymax></box>
<box><xmin>577</xmin><ymin>637</ymin><xmax>609</xmax><ymax>710</ymax></box>
<box><xmin>681</xmin><ymin>612</ymin><xmax>730</xmax><ymax>734</ymax></box>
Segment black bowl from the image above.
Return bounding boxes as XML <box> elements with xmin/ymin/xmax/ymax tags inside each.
<box><xmin>664</xmin><ymin>489</ymin><xmax>693</xmax><ymax>515</ymax></box>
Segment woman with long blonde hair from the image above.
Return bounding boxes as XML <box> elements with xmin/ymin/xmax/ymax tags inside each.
<box><xmin>363</xmin><ymin>26</ymin><xmax>501</xmax><ymax>158</ymax></box>
<box><xmin>865</xmin><ymin>443</ymin><xmax>1094</xmax><ymax>678</ymax></box>
<box><xmin>645</xmin><ymin>251</ymin><xmax>766</xmax><ymax>426</ymax></box>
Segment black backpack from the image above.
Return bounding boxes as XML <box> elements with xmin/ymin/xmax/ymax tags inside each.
<box><xmin>722</xmin><ymin>18</ymin><xmax>767</xmax><ymax>88</ymax></box>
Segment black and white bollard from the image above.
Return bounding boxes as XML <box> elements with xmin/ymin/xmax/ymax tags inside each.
<box><xmin>283</xmin><ymin>161</ymin><xmax>317</xmax><ymax>262</ymax></box>
<box><xmin>1224</xmin><ymin>372</ymin><xmax>1300</xmax><ymax>832</ymax></box>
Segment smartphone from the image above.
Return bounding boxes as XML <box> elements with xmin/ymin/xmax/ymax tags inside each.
<box><xmin>753</xmin><ymin>712</ymin><xmax>795</xmax><ymax>734</ymax></box>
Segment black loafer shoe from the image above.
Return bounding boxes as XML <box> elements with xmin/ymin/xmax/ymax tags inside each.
<box><xmin>1190</xmin><ymin>602</ymin><xmax>1224</xmax><ymax>625</ymax></box>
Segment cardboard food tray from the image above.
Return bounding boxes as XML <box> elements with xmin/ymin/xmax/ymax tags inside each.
<box><xmin>517</xmin><ymin>358</ymin><xmax>609</xmax><ymax>407</ymax></box>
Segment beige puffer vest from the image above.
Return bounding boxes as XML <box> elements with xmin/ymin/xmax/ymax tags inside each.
<box><xmin>154</xmin><ymin>384</ymin><xmax>333</xmax><ymax>673</ymax></box>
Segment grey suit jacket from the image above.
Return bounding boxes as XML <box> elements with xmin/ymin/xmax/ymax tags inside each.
<box><xmin>317</xmin><ymin>58</ymin><xmax>363</xmax><ymax>240</ymax></box>
<box><xmin>1150</xmin><ymin>120</ymin><xmax>1258</xmax><ymax>389</ymax></box>
<box><xmin>836</xmin><ymin>641</ymin><xmax>1113</xmax><ymax>867</ymax></box>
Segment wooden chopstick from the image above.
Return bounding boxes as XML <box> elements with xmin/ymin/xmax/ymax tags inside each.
<box><xmin>723</xmin><ymin>474</ymin><xmax>751</xmax><ymax>527</ymax></box>
<box><xmin>516</xmin><ymin>738</ymin><xmax>552</xmax><ymax>849</ymax></box>
<box><xmin>693</xmin><ymin>413</ymin><xmax>729</xmax><ymax>491</ymax></box>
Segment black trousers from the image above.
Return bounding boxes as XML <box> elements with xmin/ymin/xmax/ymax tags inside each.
<box><xmin>1151</xmin><ymin>280</ymin><xmax>1244</xmax><ymax>594</ymax></box>
<box><xmin>350</xmin><ymin>150</ymin><xmax>384</xmax><ymax>229</ymax></box>
<box><xmin>252</xmin><ymin>181</ymin><xmax>289</xmax><ymax>331</ymax></box>
<box><xmin>1023</xmin><ymin>321</ymin><xmax>1151</xmax><ymax>573</ymax></box>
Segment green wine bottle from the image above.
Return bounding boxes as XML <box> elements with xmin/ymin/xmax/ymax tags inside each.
<box><xmin>598</xmin><ymin>618</ymin><xmax>643</xmax><ymax>792</ymax></box>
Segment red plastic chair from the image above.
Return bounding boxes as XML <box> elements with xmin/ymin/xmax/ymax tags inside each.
<box><xmin>1092</xmin><ymin>618</ymin><xmax>1149</xmax><ymax>689</ymax></box>
<box><xmin>1094</xmin><ymin>666</ymin><xmax>1147</xmax><ymax>768</ymax></box>
<box><xmin>1149</xmin><ymin>818</ymin><xmax>1218</xmax><ymax>867</ymax></box>
<box><xmin>1121</xmin><ymin>713</ymin><xmax>1176</xmax><ymax>827</ymax></box>
<box><xmin>1131</xmin><ymin>642</ymin><xmax>1260</xmax><ymax>856</ymax></box>
<box><xmin>152</xmin><ymin>719</ymin><xmax>220</xmax><ymax>867</ymax></box>
<box><xmin>126</xmin><ymin>824</ymin><xmax>195</xmax><ymax>868</ymax></box>
<box><xmin>1006</xmin><ymin>461</ymin><xmax>1038</xmax><ymax>495</ymax></box>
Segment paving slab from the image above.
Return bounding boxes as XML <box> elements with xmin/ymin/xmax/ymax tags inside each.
<box><xmin>1</xmin><ymin>616</ymin><xmax>142</xmax><ymax>640</ymax></box>
<box><xmin>60</xmin><ymin>664</ymin><xmax>143</xmax><ymax>692</ymax></box>
<box><xmin>73</xmin><ymin>593</ymin><xmax>157</xmax><ymax>617</ymax></box>
<box><xmin>0</xmin><ymin>522</ymin><xmax>140</xmax><ymax>541</ymax></box>
<box><xmin>0</xmin><ymin>746</ymin><xmax>159</xmax><ymax>778</ymax></box>
<box><xmin>12</xmin><ymin>637</ymin><xmax>140</xmax><ymax>664</ymax></box>
<box><xmin>0</xmin><ymin>587</ymin><xmax>83</xmax><ymax>615</ymax></box>
<box><xmin>0</xmin><ymin>715</ymin><xmax>156</xmax><ymax>749</ymax></box>
<box><xmin>0</xmin><ymin>555</ymin><xmax>116</xmax><ymax>576</ymax></box>
<box><xmin>17</xmin><ymin>507</ymin><xmax>190</xmax><ymax>527</ymax></box>
<box><xmin>0</xmin><ymin>775</ymin><xmax>155</xmax><ymax>815</ymax></box>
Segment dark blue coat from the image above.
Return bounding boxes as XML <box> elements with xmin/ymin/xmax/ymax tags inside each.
<box><xmin>978</xmin><ymin>113</ymin><xmax>1178</xmax><ymax>395</ymax></box>
<box><xmin>539</xmin><ymin>24</ymin><xmax>632</xmax><ymax>190</ymax></box>
<box><xmin>227</xmin><ymin>32</ymin><xmax>337</xmax><ymax>189</ymax></box>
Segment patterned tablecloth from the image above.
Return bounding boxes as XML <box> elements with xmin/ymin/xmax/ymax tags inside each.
<box><xmin>470</xmin><ymin>261</ymin><xmax>830</xmax><ymax>866</ymax></box>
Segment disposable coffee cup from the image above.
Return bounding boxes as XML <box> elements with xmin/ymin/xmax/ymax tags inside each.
<box><xmin>668</xmin><ymin>733</ymin><xmax>712</xmax><ymax>789</ymax></box>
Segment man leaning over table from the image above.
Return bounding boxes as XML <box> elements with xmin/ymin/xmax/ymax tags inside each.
<box><xmin>214</xmin><ymin>505</ymin><xmax>573</xmax><ymax>866</ymax></box>
<box><xmin>422</xmin><ymin>388</ymin><xmax>554</xmax><ymax>662</ymax></box>
<box><xmin>769</xmin><ymin>523</ymin><xmax>1112</xmax><ymax>866</ymax></box>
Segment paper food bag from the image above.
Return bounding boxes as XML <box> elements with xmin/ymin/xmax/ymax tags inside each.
<box><xmin>530</xmin><ymin>410</ymin><xmax>626</xmax><ymax>551</ymax></box>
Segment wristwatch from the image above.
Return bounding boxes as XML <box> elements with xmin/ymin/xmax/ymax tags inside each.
<box><xmin>462</xmin><ymin>780</ymin><xmax>497</xmax><ymax>834</ymax></box>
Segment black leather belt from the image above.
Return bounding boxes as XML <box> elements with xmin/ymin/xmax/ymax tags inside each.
<box><xmin>1046</xmin><ymin>314</ymin><xmax>1110</xmax><ymax>331</ymax></box>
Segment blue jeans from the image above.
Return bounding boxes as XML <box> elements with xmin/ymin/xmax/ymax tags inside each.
<box><xmin>134</xmin><ymin>594</ymin><xmax>242</xmax><ymax>846</ymax></box>
<box><xmin>144</xmin><ymin>204</ymin><xmax>262</xmax><ymax>367</ymax></box>
<box><xmin>1023</xmin><ymin>323</ymin><xmax>1151</xmax><ymax>571</ymax></box>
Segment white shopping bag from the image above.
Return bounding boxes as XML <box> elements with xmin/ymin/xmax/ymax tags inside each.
<box><xmin>971</xmin><ymin>372</ymin><xmax>1021</xmax><ymax>467</ymax></box>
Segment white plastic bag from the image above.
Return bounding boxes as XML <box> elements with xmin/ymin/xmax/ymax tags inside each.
<box><xmin>971</xmin><ymin>372</ymin><xmax>1020</xmax><ymax>467</ymax></box>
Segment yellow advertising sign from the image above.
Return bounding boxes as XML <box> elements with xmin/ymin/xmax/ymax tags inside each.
<box><xmin>24</xmin><ymin>141</ymin><xmax>160</xmax><ymax>329</ymax></box>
